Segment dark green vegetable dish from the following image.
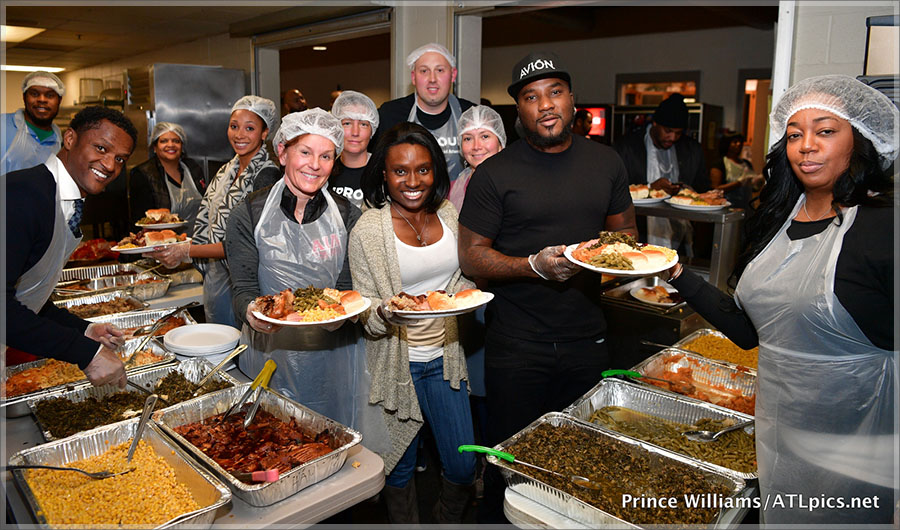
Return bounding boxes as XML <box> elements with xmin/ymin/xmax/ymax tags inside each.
<box><xmin>503</xmin><ymin>422</ymin><xmax>735</xmax><ymax>526</ymax></box>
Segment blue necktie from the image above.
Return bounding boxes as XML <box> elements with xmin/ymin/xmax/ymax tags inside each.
<box><xmin>69</xmin><ymin>198</ymin><xmax>84</xmax><ymax>237</ymax></box>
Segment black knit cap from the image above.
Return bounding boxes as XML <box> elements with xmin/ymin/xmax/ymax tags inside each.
<box><xmin>653</xmin><ymin>93</ymin><xmax>689</xmax><ymax>128</ymax></box>
<box><xmin>508</xmin><ymin>51</ymin><xmax>572</xmax><ymax>100</ymax></box>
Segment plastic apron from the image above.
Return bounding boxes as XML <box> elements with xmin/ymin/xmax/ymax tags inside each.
<box><xmin>165</xmin><ymin>162</ymin><xmax>203</xmax><ymax>237</ymax></box>
<box><xmin>202</xmin><ymin>260</ymin><xmax>237</xmax><ymax>328</ymax></box>
<box><xmin>735</xmin><ymin>197</ymin><xmax>896</xmax><ymax>524</ymax></box>
<box><xmin>1</xmin><ymin>110</ymin><xmax>61</xmax><ymax>174</ymax></box>
<box><xmin>408</xmin><ymin>95</ymin><xmax>464</xmax><ymax>182</ymax></box>
<box><xmin>238</xmin><ymin>181</ymin><xmax>391</xmax><ymax>453</ymax></box>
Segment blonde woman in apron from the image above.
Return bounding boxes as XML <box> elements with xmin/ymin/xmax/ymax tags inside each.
<box><xmin>662</xmin><ymin>75</ymin><xmax>898</xmax><ymax>525</ymax></box>
<box><xmin>223</xmin><ymin>108</ymin><xmax>390</xmax><ymax>453</ymax></box>
<box><xmin>146</xmin><ymin>96</ymin><xmax>281</xmax><ymax>328</ymax></box>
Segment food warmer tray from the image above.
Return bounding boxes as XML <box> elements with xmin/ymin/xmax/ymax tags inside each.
<box><xmin>54</xmin><ymin>273</ymin><xmax>171</xmax><ymax>302</ymax></box>
<box><xmin>52</xmin><ymin>289</ymin><xmax>149</xmax><ymax>316</ymax></box>
<box><xmin>672</xmin><ymin>328</ymin><xmax>758</xmax><ymax>375</ymax></box>
<box><xmin>600</xmin><ymin>276</ymin><xmax>686</xmax><ymax>313</ymax></box>
<box><xmin>490</xmin><ymin>412</ymin><xmax>745</xmax><ymax>528</ymax></box>
<box><xmin>3</xmin><ymin>339</ymin><xmax>176</xmax><ymax>418</ymax></box>
<box><xmin>154</xmin><ymin>384</ymin><xmax>362</xmax><ymax>507</ymax></box>
<box><xmin>86</xmin><ymin>306</ymin><xmax>198</xmax><ymax>332</ymax></box>
<box><xmin>58</xmin><ymin>262</ymin><xmax>149</xmax><ymax>282</ymax></box>
<box><xmin>563</xmin><ymin>377</ymin><xmax>756</xmax><ymax>480</ymax></box>
<box><xmin>28</xmin><ymin>358</ymin><xmax>240</xmax><ymax>442</ymax></box>
<box><xmin>133</xmin><ymin>258</ymin><xmax>203</xmax><ymax>287</ymax></box>
<box><xmin>631</xmin><ymin>349</ymin><xmax>756</xmax><ymax>414</ymax></box>
<box><xmin>8</xmin><ymin>420</ymin><xmax>231</xmax><ymax>529</ymax></box>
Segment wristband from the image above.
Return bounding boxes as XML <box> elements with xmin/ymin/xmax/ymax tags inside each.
<box><xmin>669</xmin><ymin>263</ymin><xmax>684</xmax><ymax>281</ymax></box>
<box><xmin>528</xmin><ymin>254</ymin><xmax>550</xmax><ymax>281</ymax></box>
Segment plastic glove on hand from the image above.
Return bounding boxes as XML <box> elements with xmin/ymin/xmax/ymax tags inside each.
<box><xmin>85</xmin><ymin>322</ymin><xmax>126</xmax><ymax>349</ymax></box>
<box><xmin>83</xmin><ymin>347</ymin><xmax>127</xmax><ymax>389</ymax></box>
<box><xmin>528</xmin><ymin>245</ymin><xmax>581</xmax><ymax>282</ymax></box>
<box><xmin>246</xmin><ymin>303</ymin><xmax>282</xmax><ymax>334</ymax></box>
<box><xmin>143</xmin><ymin>240</ymin><xmax>191</xmax><ymax>268</ymax></box>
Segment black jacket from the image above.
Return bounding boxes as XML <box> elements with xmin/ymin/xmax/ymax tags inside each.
<box><xmin>128</xmin><ymin>156</ymin><xmax>206</xmax><ymax>224</ymax></box>
<box><xmin>614</xmin><ymin>127</ymin><xmax>710</xmax><ymax>192</ymax></box>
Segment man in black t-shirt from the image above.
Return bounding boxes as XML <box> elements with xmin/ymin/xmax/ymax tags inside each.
<box><xmin>458</xmin><ymin>51</ymin><xmax>636</xmax><ymax>523</ymax></box>
<box><xmin>374</xmin><ymin>42</ymin><xmax>475</xmax><ymax>183</ymax></box>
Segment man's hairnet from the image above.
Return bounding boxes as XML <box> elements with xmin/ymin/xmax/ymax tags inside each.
<box><xmin>458</xmin><ymin>105</ymin><xmax>507</xmax><ymax>149</ymax></box>
<box><xmin>231</xmin><ymin>95</ymin><xmax>278</xmax><ymax>134</ymax></box>
<box><xmin>406</xmin><ymin>42</ymin><xmax>456</xmax><ymax>70</ymax></box>
<box><xmin>770</xmin><ymin>74</ymin><xmax>899</xmax><ymax>169</ymax></box>
<box><xmin>150</xmin><ymin>122</ymin><xmax>186</xmax><ymax>147</ymax></box>
<box><xmin>22</xmin><ymin>71</ymin><xmax>65</xmax><ymax>98</ymax></box>
<box><xmin>331</xmin><ymin>90</ymin><xmax>379</xmax><ymax>133</ymax></box>
<box><xmin>273</xmin><ymin>108</ymin><xmax>344</xmax><ymax>157</ymax></box>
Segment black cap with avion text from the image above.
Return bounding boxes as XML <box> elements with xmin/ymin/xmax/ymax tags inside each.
<box><xmin>508</xmin><ymin>51</ymin><xmax>572</xmax><ymax>100</ymax></box>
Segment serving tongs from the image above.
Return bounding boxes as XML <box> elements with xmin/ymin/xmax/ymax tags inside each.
<box><xmin>126</xmin><ymin>394</ymin><xmax>158</xmax><ymax>462</ymax></box>
<box><xmin>191</xmin><ymin>344</ymin><xmax>247</xmax><ymax>398</ymax></box>
<box><xmin>124</xmin><ymin>301</ymin><xmax>200</xmax><ymax>366</ymax></box>
<box><xmin>222</xmin><ymin>359</ymin><xmax>277</xmax><ymax>428</ymax></box>
<box><xmin>459</xmin><ymin>445</ymin><xmax>603</xmax><ymax>491</ymax></box>
<box><xmin>681</xmin><ymin>418</ymin><xmax>755</xmax><ymax>443</ymax></box>
<box><xmin>601</xmin><ymin>368</ymin><xmax>695</xmax><ymax>394</ymax></box>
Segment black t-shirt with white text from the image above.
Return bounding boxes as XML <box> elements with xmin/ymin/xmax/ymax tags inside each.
<box><xmin>459</xmin><ymin>135</ymin><xmax>632</xmax><ymax>342</ymax></box>
<box><xmin>329</xmin><ymin>159</ymin><xmax>365</xmax><ymax>210</ymax></box>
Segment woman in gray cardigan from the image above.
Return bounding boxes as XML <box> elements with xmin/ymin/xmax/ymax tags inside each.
<box><xmin>349</xmin><ymin>123</ymin><xmax>475</xmax><ymax>524</ymax></box>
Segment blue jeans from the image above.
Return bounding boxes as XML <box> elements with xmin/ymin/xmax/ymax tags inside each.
<box><xmin>384</xmin><ymin>356</ymin><xmax>476</xmax><ymax>488</ymax></box>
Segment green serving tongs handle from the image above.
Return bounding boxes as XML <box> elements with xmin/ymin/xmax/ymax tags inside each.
<box><xmin>458</xmin><ymin>444</ymin><xmax>516</xmax><ymax>463</ymax></box>
<box><xmin>601</xmin><ymin>369</ymin><xmax>642</xmax><ymax>378</ymax></box>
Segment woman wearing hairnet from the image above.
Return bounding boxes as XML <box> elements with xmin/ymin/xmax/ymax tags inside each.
<box><xmin>224</xmin><ymin>108</ymin><xmax>390</xmax><ymax>451</ymax></box>
<box><xmin>330</xmin><ymin>90</ymin><xmax>379</xmax><ymax>209</ymax></box>
<box><xmin>128</xmin><ymin>122</ymin><xmax>206</xmax><ymax>234</ymax></box>
<box><xmin>662</xmin><ymin>75</ymin><xmax>897</xmax><ymax>524</ymax></box>
<box><xmin>146</xmin><ymin>96</ymin><xmax>281</xmax><ymax>328</ymax></box>
<box><xmin>448</xmin><ymin>105</ymin><xmax>507</xmax><ymax>211</ymax></box>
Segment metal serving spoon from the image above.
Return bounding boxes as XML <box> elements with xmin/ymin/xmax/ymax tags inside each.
<box><xmin>126</xmin><ymin>394</ymin><xmax>158</xmax><ymax>462</ymax></box>
<box><xmin>458</xmin><ymin>445</ymin><xmax>603</xmax><ymax>491</ymax></box>
<box><xmin>3</xmin><ymin>464</ymin><xmax>135</xmax><ymax>480</ymax></box>
<box><xmin>681</xmin><ymin>419</ymin><xmax>755</xmax><ymax>443</ymax></box>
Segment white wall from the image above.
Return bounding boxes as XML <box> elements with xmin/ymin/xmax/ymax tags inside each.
<box><xmin>2</xmin><ymin>72</ymin><xmax>29</xmax><ymax>113</ymax></box>
<box><xmin>481</xmin><ymin>25</ymin><xmax>775</xmax><ymax>131</ymax></box>
<box><xmin>791</xmin><ymin>1</ymin><xmax>898</xmax><ymax>82</ymax></box>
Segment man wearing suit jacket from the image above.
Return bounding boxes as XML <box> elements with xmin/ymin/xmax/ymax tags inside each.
<box><xmin>4</xmin><ymin>106</ymin><xmax>138</xmax><ymax>387</ymax></box>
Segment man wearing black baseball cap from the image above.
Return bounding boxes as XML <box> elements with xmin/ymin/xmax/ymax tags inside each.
<box><xmin>458</xmin><ymin>51</ymin><xmax>636</xmax><ymax>522</ymax></box>
<box><xmin>614</xmin><ymin>93</ymin><xmax>709</xmax><ymax>254</ymax></box>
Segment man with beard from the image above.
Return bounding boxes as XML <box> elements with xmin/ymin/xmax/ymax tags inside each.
<box><xmin>5</xmin><ymin>106</ymin><xmax>137</xmax><ymax>388</ymax></box>
<box><xmin>1</xmin><ymin>71</ymin><xmax>65</xmax><ymax>174</ymax></box>
<box><xmin>374</xmin><ymin>42</ymin><xmax>475</xmax><ymax>183</ymax></box>
<box><xmin>458</xmin><ymin>51</ymin><xmax>636</xmax><ymax>522</ymax></box>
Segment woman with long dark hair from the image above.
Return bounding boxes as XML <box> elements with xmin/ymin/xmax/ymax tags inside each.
<box><xmin>662</xmin><ymin>75</ymin><xmax>897</xmax><ymax>525</ymax></box>
<box><xmin>348</xmin><ymin>122</ymin><xmax>475</xmax><ymax>523</ymax></box>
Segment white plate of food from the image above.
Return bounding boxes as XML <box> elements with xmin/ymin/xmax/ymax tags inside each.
<box><xmin>632</xmin><ymin>196</ymin><xmax>670</xmax><ymax>205</ymax></box>
<box><xmin>629</xmin><ymin>184</ymin><xmax>669</xmax><ymax>205</ymax></box>
<box><xmin>251</xmin><ymin>287</ymin><xmax>371</xmax><ymax>326</ymax></box>
<box><xmin>134</xmin><ymin>221</ymin><xmax>188</xmax><ymax>229</ymax></box>
<box><xmin>111</xmin><ymin>236</ymin><xmax>191</xmax><ymax>254</ymax></box>
<box><xmin>163</xmin><ymin>323</ymin><xmax>241</xmax><ymax>356</ymax></box>
<box><xmin>389</xmin><ymin>289</ymin><xmax>493</xmax><ymax>319</ymax></box>
<box><xmin>629</xmin><ymin>285</ymin><xmax>682</xmax><ymax>307</ymax></box>
<box><xmin>664</xmin><ymin>198</ymin><xmax>731</xmax><ymax>211</ymax></box>
<box><xmin>565</xmin><ymin>232</ymin><xmax>678</xmax><ymax>277</ymax></box>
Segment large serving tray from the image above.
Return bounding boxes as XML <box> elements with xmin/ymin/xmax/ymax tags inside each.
<box><xmin>52</xmin><ymin>290</ymin><xmax>149</xmax><ymax>317</ymax></box>
<box><xmin>29</xmin><ymin>358</ymin><xmax>240</xmax><ymax>442</ymax></box>
<box><xmin>491</xmin><ymin>412</ymin><xmax>745</xmax><ymax>528</ymax></box>
<box><xmin>563</xmin><ymin>378</ymin><xmax>756</xmax><ymax>480</ymax></box>
<box><xmin>86</xmin><ymin>306</ymin><xmax>198</xmax><ymax>332</ymax></box>
<box><xmin>58</xmin><ymin>262</ymin><xmax>149</xmax><ymax>282</ymax></box>
<box><xmin>8</xmin><ymin>420</ymin><xmax>231</xmax><ymax>528</ymax></box>
<box><xmin>54</xmin><ymin>271</ymin><xmax>171</xmax><ymax>302</ymax></box>
<box><xmin>2</xmin><ymin>340</ymin><xmax>176</xmax><ymax>418</ymax></box>
<box><xmin>631</xmin><ymin>348</ymin><xmax>756</xmax><ymax>415</ymax></box>
<box><xmin>154</xmin><ymin>384</ymin><xmax>362</xmax><ymax>507</ymax></box>
<box><xmin>674</xmin><ymin>328</ymin><xmax>758</xmax><ymax>374</ymax></box>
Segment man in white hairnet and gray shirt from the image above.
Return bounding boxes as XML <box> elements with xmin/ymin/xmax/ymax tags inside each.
<box><xmin>375</xmin><ymin>43</ymin><xmax>476</xmax><ymax>183</ymax></box>
<box><xmin>2</xmin><ymin>71</ymin><xmax>65</xmax><ymax>174</ymax></box>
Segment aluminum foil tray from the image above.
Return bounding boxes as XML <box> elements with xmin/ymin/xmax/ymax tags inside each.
<box><xmin>54</xmin><ymin>271</ymin><xmax>170</xmax><ymax>301</ymax></box>
<box><xmin>631</xmin><ymin>349</ymin><xmax>757</xmax><ymax>415</ymax></box>
<box><xmin>8</xmin><ymin>420</ymin><xmax>231</xmax><ymax>528</ymax></box>
<box><xmin>2</xmin><ymin>341</ymin><xmax>176</xmax><ymax>418</ymax></box>
<box><xmin>52</xmin><ymin>290</ymin><xmax>149</xmax><ymax>317</ymax></box>
<box><xmin>29</xmin><ymin>358</ymin><xmax>239</xmax><ymax>441</ymax></box>
<box><xmin>563</xmin><ymin>378</ymin><xmax>756</xmax><ymax>480</ymax></box>
<box><xmin>58</xmin><ymin>262</ymin><xmax>148</xmax><ymax>282</ymax></box>
<box><xmin>674</xmin><ymin>328</ymin><xmax>758</xmax><ymax>374</ymax></box>
<box><xmin>86</xmin><ymin>307</ymin><xmax>198</xmax><ymax>334</ymax></box>
<box><xmin>491</xmin><ymin>412</ymin><xmax>745</xmax><ymax>528</ymax></box>
<box><xmin>133</xmin><ymin>258</ymin><xmax>202</xmax><ymax>286</ymax></box>
<box><xmin>154</xmin><ymin>384</ymin><xmax>362</xmax><ymax>506</ymax></box>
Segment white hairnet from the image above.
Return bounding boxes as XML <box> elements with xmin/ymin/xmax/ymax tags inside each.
<box><xmin>770</xmin><ymin>74</ymin><xmax>899</xmax><ymax>169</ymax></box>
<box><xmin>231</xmin><ymin>95</ymin><xmax>278</xmax><ymax>134</ymax></box>
<box><xmin>331</xmin><ymin>90</ymin><xmax>380</xmax><ymax>133</ymax></box>
<box><xmin>458</xmin><ymin>105</ymin><xmax>507</xmax><ymax>149</ymax></box>
<box><xmin>150</xmin><ymin>122</ymin><xmax>186</xmax><ymax>147</ymax></box>
<box><xmin>22</xmin><ymin>71</ymin><xmax>65</xmax><ymax>97</ymax></box>
<box><xmin>273</xmin><ymin>108</ymin><xmax>344</xmax><ymax>157</ymax></box>
<box><xmin>406</xmin><ymin>42</ymin><xmax>456</xmax><ymax>70</ymax></box>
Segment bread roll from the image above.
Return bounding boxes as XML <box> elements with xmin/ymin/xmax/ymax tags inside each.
<box><xmin>621</xmin><ymin>251</ymin><xmax>648</xmax><ymax>269</ymax></box>
<box><xmin>426</xmin><ymin>291</ymin><xmax>455</xmax><ymax>310</ymax></box>
<box><xmin>145</xmin><ymin>208</ymin><xmax>171</xmax><ymax>222</ymax></box>
<box><xmin>641</xmin><ymin>249</ymin><xmax>669</xmax><ymax>268</ymax></box>
<box><xmin>453</xmin><ymin>289</ymin><xmax>482</xmax><ymax>307</ymax></box>
<box><xmin>144</xmin><ymin>230</ymin><xmax>178</xmax><ymax>245</ymax></box>
<box><xmin>340</xmin><ymin>290</ymin><xmax>365</xmax><ymax>311</ymax></box>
